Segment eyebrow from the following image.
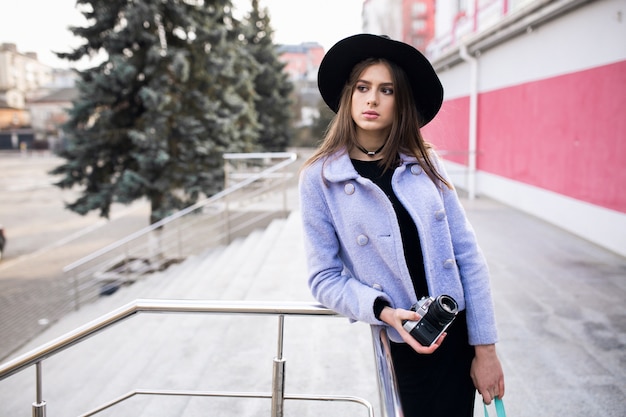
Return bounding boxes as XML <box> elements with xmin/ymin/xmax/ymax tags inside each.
<box><xmin>356</xmin><ymin>79</ymin><xmax>394</xmax><ymax>87</ymax></box>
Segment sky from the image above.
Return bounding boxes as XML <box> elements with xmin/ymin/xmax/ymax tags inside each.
<box><xmin>0</xmin><ymin>0</ymin><xmax>364</xmax><ymax>69</ymax></box>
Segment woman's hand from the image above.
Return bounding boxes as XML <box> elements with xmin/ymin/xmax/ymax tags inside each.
<box><xmin>379</xmin><ymin>306</ymin><xmax>446</xmax><ymax>354</ymax></box>
<box><xmin>471</xmin><ymin>344</ymin><xmax>505</xmax><ymax>405</ymax></box>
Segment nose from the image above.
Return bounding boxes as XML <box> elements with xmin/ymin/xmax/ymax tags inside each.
<box><xmin>367</xmin><ymin>92</ymin><xmax>378</xmax><ymax>106</ymax></box>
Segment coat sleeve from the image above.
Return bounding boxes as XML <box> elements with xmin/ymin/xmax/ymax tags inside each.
<box><xmin>433</xmin><ymin>155</ymin><xmax>499</xmax><ymax>345</ymax></box>
<box><xmin>298</xmin><ymin>165</ymin><xmax>391</xmax><ymax>325</ymax></box>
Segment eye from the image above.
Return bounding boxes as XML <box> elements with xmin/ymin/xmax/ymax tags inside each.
<box><xmin>381</xmin><ymin>87</ymin><xmax>394</xmax><ymax>95</ymax></box>
<box><xmin>356</xmin><ymin>84</ymin><xmax>369</xmax><ymax>92</ymax></box>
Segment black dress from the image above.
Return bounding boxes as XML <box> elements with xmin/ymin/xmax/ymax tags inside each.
<box><xmin>352</xmin><ymin>159</ymin><xmax>476</xmax><ymax>417</ymax></box>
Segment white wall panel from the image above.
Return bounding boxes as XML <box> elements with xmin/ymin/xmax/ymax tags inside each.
<box><xmin>478</xmin><ymin>0</ymin><xmax>626</xmax><ymax>92</ymax></box>
<box><xmin>443</xmin><ymin>160</ymin><xmax>626</xmax><ymax>258</ymax></box>
<box><xmin>436</xmin><ymin>0</ymin><xmax>626</xmax><ymax>97</ymax></box>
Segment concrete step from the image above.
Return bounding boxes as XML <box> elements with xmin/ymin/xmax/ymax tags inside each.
<box><xmin>217</xmin><ymin>219</ymin><xmax>288</xmax><ymax>300</ymax></box>
<box><xmin>154</xmin><ymin>240</ymin><xmax>243</xmax><ymax>299</ymax></box>
<box><xmin>4</xmin><ymin>192</ymin><xmax>626</xmax><ymax>417</ymax></box>
<box><xmin>0</xmin><ymin>212</ymin><xmax>379</xmax><ymax>417</ymax></box>
<box><xmin>178</xmin><ymin>228</ymin><xmax>267</xmax><ymax>299</ymax></box>
<box><xmin>247</xmin><ymin>211</ymin><xmax>315</xmax><ymax>301</ymax></box>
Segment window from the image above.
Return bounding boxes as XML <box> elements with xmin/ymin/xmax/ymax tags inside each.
<box><xmin>412</xmin><ymin>19</ymin><xmax>426</xmax><ymax>31</ymax></box>
<box><xmin>412</xmin><ymin>2</ymin><xmax>427</xmax><ymax>16</ymax></box>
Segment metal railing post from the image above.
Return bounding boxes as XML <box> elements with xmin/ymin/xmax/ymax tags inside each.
<box><xmin>32</xmin><ymin>361</ymin><xmax>46</xmax><ymax>417</ymax></box>
<box><xmin>225</xmin><ymin>196</ymin><xmax>231</xmax><ymax>245</ymax></box>
<box><xmin>0</xmin><ymin>300</ymin><xmax>386</xmax><ymax>417</ymax></box>
<box><xmin>371</xmin><ymin>326</ymin><xmax>403</xmax><ymax>417</ymax></box>
<box><xmin>61</xmin><ymin>152</ymin><xmax>298</xmax><ymax>308</ymax></box>
<box><xmin>176</xmin><ymin>221</ymin><xmax>182</xmax><ymax>259</ymax></box>
<box><xmin>72</xmin><ymin>270</ymin><xmax>80</xmax><ymax>311</ymax></box>
<box><xmin>271</xmin><ymin>314</ymin><xmax>286</xmax><ymax>417</ymax></box>
<box><xmin>281</xmin><ymin>174</ymin><xmax>288</xmax><ymax>216</ymax></box>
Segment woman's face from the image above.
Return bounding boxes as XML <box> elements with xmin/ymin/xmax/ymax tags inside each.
<box><xmin>350</xmin><ymin>62</ymin><xmax>395</xmax><ymax>139</ymax></box>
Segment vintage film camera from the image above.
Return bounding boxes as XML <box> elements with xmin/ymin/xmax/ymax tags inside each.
<box><xmin>402</xmin><ymin>295</ymin><xmax>458</xmax><ymax>346</ymax></box>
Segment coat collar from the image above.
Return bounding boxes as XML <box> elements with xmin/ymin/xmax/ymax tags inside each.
<box><xmin>322</xmin><ymin>149</ymin><xmax>419</xmax><ymax>183</ymax></box>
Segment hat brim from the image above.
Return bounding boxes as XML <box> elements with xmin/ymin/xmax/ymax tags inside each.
<box><xmin>317</xmin><ymin>34</ymin><xmax>443</xmax><ymax>126</ymax></box>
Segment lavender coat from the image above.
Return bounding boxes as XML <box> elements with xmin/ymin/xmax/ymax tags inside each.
<box><xmin>299</xmin><ymin>150</ymin><xmax>498</xmax><ymax>345</ymax></box>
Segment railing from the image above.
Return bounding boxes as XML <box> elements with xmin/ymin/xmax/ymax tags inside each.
<box><xmin>0</xmin><ymin>300</ymin><xmax>402</xmax><ymax>417</ymax></box>
<box><xmin>63</xmin><ymin>152</ymin><xmax>299</xmax><ymax>310</ymax></box>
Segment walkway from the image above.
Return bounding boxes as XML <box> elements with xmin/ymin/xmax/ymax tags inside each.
<box><xmin>461</xmin><ymin>197</ymin><xmax>625</xmax><ymax>416</ymax></box>
<box><xmin>0</xmin><ymin>154</ymin><xmax>624</xmax><ymax>416</ymax></box>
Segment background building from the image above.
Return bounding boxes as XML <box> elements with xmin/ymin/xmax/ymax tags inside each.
<box><xmin>423</xmin><ymin>0</ymin><xmax>625</xmax><ymax>257</ymax></box>
<box><xmin>362</xmin><ymin>0</ymin><xmax>435</xmax><ymax>52</ymax></box>
<box><xmin>363</xmin><ymin>0</ymin><xmax>403</xmax><ymax>40</ymax></box>
<box><xmin>278</xmin><ymin>42</ymin><xmax>325</xmax><ymax>126</ymax></box>
<box><xmin>0</xmin><ymin>43</ymin><xmax>75</xmax><ymax>150</ymax></box>
<box><xmin>428</xmin><ymin>0</ymin><xmax>538</xmax><ymax>59</ymax></box>
<box><xmin>401</xmin><ymin>0</ymin><xmax>436</xmax><ymax>51</ymax></box>
<box><xmin>360</xmin><ymin>0</ymin><xmax>625</xmax><ymax>256</ymax></box>
<box><xmin>28</xmin><ymin>86</ymin><xmax>77</xmax><ymax>152</ymax></box>
<box><xmin>0</xmin><ymin>43</ymin><xmax>53</xmax><ymax>105</ymax></box>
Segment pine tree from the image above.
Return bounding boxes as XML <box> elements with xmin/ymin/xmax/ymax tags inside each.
<box><xmin>52</xmin><ymin>0</ymin><xmax>260</xmax><ymax>224</ymax></box>
<box><xmin>241</xmin><ymin>0</ymin><xmax>293</xmax><ymax>151</ymax></box>
<box><xmin>311</xmin><ymin>98</ymin><xmax>336</xmax><ymax>141</ymax></box>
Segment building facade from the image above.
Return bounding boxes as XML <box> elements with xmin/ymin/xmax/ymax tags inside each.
<box><xmin>363</xmin><ymin>0</ymin><xmax>403</xmax><ymax>40</ymax></box>
<box><xmin>278</xmin><ymin>42</ymin><xmax>325</xmax><ymax>126</ymax></box>
<box><xmin>0</xmin><ymin>43</ymin><xmax>53</xmax><ymax>109</ymax></box>
<box><xmin>28</xmin><ymin>87</ymin><xmax>77</xmax><ymax>151</ymax></box>
<box><xmin>278</xmin><ymin>42</ymin><xmax>324</xmax><ymax>82</ymax></box>
<box><xmin>422</xmin><ymin>0</ymin><xmax>626</xmax><ymax>256</ymax></box>
<box><xmin>362</xmin><ymin>0</ymin><xmax>625</xmax><ymax>256</ymax></box>
<box><xmin>363</xmin><ymin>0</ymin><xmax>436</xmax><ymax>52</ymax></box>
<box><xmin>0</xmin><ymin>43</ymin><xmax>75</xmax><ymax>150</ymax></box>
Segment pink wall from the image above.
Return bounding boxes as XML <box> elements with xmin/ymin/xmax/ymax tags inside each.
<box><xmin>424</xmin><ymin>60</ymin><xmax>626</xmax><ymax>213</ymax></box>
<box><xmin>423</xmin><ymin>96</ymin><xmax>469</xmax><ymax>165</ymax></box>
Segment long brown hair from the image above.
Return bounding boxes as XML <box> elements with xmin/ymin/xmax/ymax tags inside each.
<box><xmin>304</xmin><ymin>58</ymin><xmax>451</xmax><ymax>190</ymax></box>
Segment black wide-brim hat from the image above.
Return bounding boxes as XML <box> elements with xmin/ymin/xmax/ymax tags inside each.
<box><xmin>317</xmin><ymin>34</ymin><xmax>443</xmax><ymax>126</ymax></box>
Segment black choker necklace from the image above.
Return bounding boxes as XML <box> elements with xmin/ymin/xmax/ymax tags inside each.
<box><xmin>355</xmin><ymin>142</ymin><xmax>385</xmax><ymax>157</ymax></box>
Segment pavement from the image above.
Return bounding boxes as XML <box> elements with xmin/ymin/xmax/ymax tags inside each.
<box><xmin>0</xmin><ymin>152</ymin><xmax>625</xmax><ymax>416</ymax></box>
<box><xmin>0</xmin><ymin>152</ymin><xmax>151</xmax><ymax>361</ymax></box>
<box><xmin>460</xmin><ymin>197</ymin><xmax>626</xmax><ymax>416</ymax></box>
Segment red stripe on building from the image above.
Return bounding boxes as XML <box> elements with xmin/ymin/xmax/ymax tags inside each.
<box><xmin>425</xmin><ymin>60</ymin><xmax>626</xmax><ymax>213</ymax></box>
<box><xmin>424</xmin><ymin>95</ymin><xmax>469</xmax><ymax>165</ymax></box>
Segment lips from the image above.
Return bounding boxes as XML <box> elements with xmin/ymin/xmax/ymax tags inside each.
<box><xmin>362</xmin><ymin>111</ymin><xmax>379</xmax><ymax>119</ymax></box>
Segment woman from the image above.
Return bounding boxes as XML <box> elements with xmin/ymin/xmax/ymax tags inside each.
<box><xmin>299</xmin><ymin>34</ymin><xmax>505</xmax><ymax>416</ymax></box>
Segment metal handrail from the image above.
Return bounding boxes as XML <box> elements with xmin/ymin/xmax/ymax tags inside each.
<box><xmin>63</xmin><ymin>152</ymin><xmax>297</xmax><ymax>273</ymax></box>
<box><xmin>0</xmin><ymin>300</ymin><xmax>332</xmax><ymax>378</ymax></box>
<box><xmin>79</xmin><ymin>389</ymin><xmax>376</xmax><ymax>417</ymax></box>
<box><xmin>0</xmin><ymin>299</ymin><xmax>402</xmax><ymax>417</ymax></box>
<box><xmin>371</xmin><ymin>326</ymin><xmax>404</xmax><ymax>417</ymax></box>
<box><xmin>63</xmin><ymin>152</ymin><xmax>299</xmax><ymax>310</ymax></box>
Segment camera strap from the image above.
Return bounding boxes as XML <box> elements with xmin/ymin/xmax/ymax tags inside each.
<box><xmin>483</xmin><ymin>397</ymin><xmax>506</xmax><ymax>417</ymax></box>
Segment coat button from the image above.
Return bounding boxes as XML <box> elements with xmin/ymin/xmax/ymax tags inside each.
<box><xmin>344</xmin><ymin>183</ymin><xmax>355</xmax><ymax>195</ymax></box>
<box><xmin>443</xmin><ymin>259</ymin><xmax>456</xmax><ymax>269</ymax></box>
<box><xmin>435</xmin><ymin>209</ymin><xmax>446</xmax><ymax>220</ymax></box>
<box><xmin>410</xmin><ymin>165</ymin><xmax>423</xmax><ymax>175</ymax></box>
<box><xmin>373</xmin><ymin>283</ymin><xmax>382</xmax><ymax>291</ymax></box>
<box><xmin>357</xmin><ymin>234</ymin><xmax>369</xmax><ymax>246</ymax></box>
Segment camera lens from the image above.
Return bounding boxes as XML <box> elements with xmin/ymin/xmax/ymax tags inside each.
<box><xmin>428</xmin><ymin>295</ymin><xmax>458</xmax><ymax>326</ymax></box>
<box><xmin>440</xmin><ymin>296</ymin><xmax>457</xmax><ymax>313</ymax></box>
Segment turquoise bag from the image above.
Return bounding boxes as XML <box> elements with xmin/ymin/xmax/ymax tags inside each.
<box><xmin>483</xmin><ymin>397</ymin><xmax>506</xmax><ymax>417</ymax></box>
